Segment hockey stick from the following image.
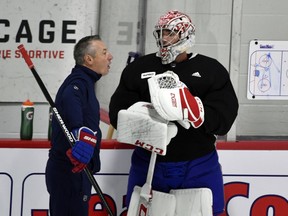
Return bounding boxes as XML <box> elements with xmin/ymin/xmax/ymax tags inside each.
<box><xmin>127</xmin><ymin>151</ymin><xmax>157</xmax><ymax>216</ymax></box>
<box><xmin>17</xmin><ymin>44</ymin><xmax>114</xmax><ymax>216</ymax></box>
<box><xmin>138</xmin><ymin>151</ymin><xmax>157</xmax><ymax>215</ymax></box>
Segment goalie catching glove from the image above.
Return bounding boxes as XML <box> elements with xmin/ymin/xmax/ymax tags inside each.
<box><xmin>117</xmin><ymin>102</ymin><xmax>177</xmax><ymax>156</ymax></box>
<box><xmin>148</xmin><ymin>71</ymin><xmax>204</xmax><ymax>129</ymax></box>
<box><xmin>66</xmin><ymin>126</ymin><xmax>97</xmax><ymax>173</ymax></box>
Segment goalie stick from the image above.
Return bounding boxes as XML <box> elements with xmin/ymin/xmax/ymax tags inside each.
<box><xmin>128</xmin><ymin>151</ymin><xmax>157</xmax><ymax>216</ymax></box>
<box><xmin>17</xmin><ymin>44</ymin><xmax>114</xmax><ymax>216</ymax></box>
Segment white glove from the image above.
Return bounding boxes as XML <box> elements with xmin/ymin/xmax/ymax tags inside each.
<box><xmin>117</xmin><ymin>102</ymin><xmax>177</xmax><ymax>155</ymax></box>
<box><xmin>148</xmin><ymin>71</ymin><xmax>204</xmax><ymax>129</ymax></box>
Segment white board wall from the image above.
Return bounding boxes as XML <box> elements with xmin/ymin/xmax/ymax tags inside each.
<box><xmin>0</xmin><ymin>0</ymin><xmax>100</xmax><ymax>102</ymax></box>
<box><xmin>1</xmin><ymin>0</ymin><xmax>288</xmax><ymax>139</ymax></box>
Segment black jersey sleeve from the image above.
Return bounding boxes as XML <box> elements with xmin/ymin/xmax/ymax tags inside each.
<box><xmin>109</xmin><ymin>54</ymin><xmax>161</xmax><ymax>129</ymax></box>
<box><xmin>202</xmin><ymin>60</ymin><xmax>239</xmax><ymax>135</ymax></box>
<box><xmin>109</xmin><ymin>66</ymin><xmax>142</xmax><ymax>129</ymax></box>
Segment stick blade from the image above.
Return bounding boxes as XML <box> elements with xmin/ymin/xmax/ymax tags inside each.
<box><xmin>127</xmin><ymin>186</ymin><xmax>149</xmax><ymax>216</ymax></box>
<box><xmin>127</xmin><ymin>186</ymin><xmax>176</xmax><ymax>216</ymax></box>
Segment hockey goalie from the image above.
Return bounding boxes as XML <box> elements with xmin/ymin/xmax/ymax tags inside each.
<box><xmin>117</xmin><ymin>101</ymin><xmax>213</xmax><ymax>216</ymax></box>
<box><xmin>109</xmin><ymin>9</ymin><xmax>239</xmax><ymax>216</ymax></box>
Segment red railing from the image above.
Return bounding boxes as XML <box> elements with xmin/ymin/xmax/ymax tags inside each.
<box><xmin>1</xmin><ymin>139</ymin><xmax>288</xmax><ymax>150</ymax></box>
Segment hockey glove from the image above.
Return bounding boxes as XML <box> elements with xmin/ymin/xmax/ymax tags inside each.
<box><xmin>66</xmin><ymin>149</ymin><xmax>87</xmax><ymax>173</ymax></box>
<box><xmin>66</xmin><ymin>126</ymin><xmax>97</xmax><ymax>167</ymax></box>
<box><xmin>148</xmin><ymin>71</ymin><xmax>204</xmax><ymax>128</ymax></box>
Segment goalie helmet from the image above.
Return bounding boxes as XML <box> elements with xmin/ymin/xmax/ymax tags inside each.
<box><xmin>153</xmin><ymin>10</ymin><xmax>196</xmax><ymax>64</ymax></box>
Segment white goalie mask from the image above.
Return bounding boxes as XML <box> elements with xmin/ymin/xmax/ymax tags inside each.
<box><xmin>153</xmin><ymin>10</ymin><xmax>196</xmax><ymax>64</ymax></box>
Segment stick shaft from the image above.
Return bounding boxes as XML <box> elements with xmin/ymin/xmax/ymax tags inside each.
<box><xmin>136</xmin><ymin>152</ymin><xmax>157</xmax><ymax>216</ymax></box>
<box><xmin>146</xmin><ymin>152</ymin><xmax>157</xmax><ymax>186</ymax></box>
<box><xmin>17</xmin><ymin>44</ymin><xmax>114</xmax><ymax>216</ymax></box>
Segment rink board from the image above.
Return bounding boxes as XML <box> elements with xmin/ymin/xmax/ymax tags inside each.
<box><xmin>0</xmin><ymin>140</ymin><xmax>287</xmax><ymax>215</ymax></box>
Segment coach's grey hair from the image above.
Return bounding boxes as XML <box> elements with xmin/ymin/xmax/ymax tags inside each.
<box><xmin>73</xmin><ymin>35</ymin><xmax>101</xmax><ymax>65</ymax></box>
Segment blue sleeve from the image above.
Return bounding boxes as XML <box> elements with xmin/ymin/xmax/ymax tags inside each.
<box><xmin>61</xmin><ymin>81</ymin><xmax>87</xmax><ymax>130</ymax></box>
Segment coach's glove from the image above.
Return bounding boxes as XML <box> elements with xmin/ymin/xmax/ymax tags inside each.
<box><xmin>66</xmin><ymin>127</ymin><xmax>97</xmax><ymax>172</ymax></box>
<box><xmin>117</xmin><ymin>102</ymin><xmax>177</xmax><ymax>156</ymax></box>
<box><xmin>148</xmin><ymin>71</ymin><xmax>204</xmax><ymax>129</ymax></box>
<box><xmin>66</xmin><ymin>149</ymin><xmax>87</xmax><ymax>173</ymax></box>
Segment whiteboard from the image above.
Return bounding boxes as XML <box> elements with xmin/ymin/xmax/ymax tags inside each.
<box><xmin>247</xmin><ymin>40</ymin><xmax>288</xmax><ymax>100</ymax></box>
<box><xmin>0</xmin><ymin>0</ymin><xmax>99</xmax><ymax>102</ymax></box>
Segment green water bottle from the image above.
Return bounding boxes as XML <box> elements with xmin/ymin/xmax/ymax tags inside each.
<box><xmin>48</xmin><ymin>106</ymin><xmax>53</xmax><ymax>140</ymax></box>
<box><xmin>20</xmin><ymin>99</ymin><xmax>34</xmax><ymax>140</ymax></box>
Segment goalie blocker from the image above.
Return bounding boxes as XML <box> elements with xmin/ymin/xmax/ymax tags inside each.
<box><xmin>117</xmin><ymin>101</ymin><xmax>177</xmax><ymax>156</ymax></box>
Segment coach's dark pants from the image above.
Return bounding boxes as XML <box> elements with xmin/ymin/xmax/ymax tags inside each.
<box><xmin>45</xmin><ymin>158</ymin><xmax>92</xmax><ymax>216</ymax></box>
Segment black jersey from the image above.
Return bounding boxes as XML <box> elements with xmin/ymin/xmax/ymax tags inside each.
<box><xmin>109</xmin><ymin>53</ymin><xmax>238</xmax><ymax>162</ymax></box>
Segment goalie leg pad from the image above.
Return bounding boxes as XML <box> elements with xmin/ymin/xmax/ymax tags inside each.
<box><xmin>128</xmin><ymin>186</ymin><xmax>177</xmax><ymax>216</ymax></box>
<box><xmin>150</xmin><ymin>189</ymin><xmax>176</xmax><ymax>216</ymax></box>
<box><xmin>170</xmin><ymin>188</ymin><xmax>213</xmax><ymax>216</ymax></box>
<box><xmin>127</xmin><ymin>186</ymin><xmax>141</xmax><ymax>216</ymax></box>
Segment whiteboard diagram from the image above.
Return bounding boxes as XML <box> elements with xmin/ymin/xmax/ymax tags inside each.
<box><xmin>247</xmin><ymin>40</ymin><xmax>288</xmax><ymax>100</ymax></box>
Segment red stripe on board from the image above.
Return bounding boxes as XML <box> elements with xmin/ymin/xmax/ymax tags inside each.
<box><xmin>0</xmin><ymin>139</ymin><xmax>134</xmax><ymax>149</ymax></box>
<box><xmin>216</xmin><ymin>141</ymin><xmax>288</xmax><ymax>150</ymax></box>
<box><xmin>1</xmin><ymin>139</ymin><xmax>288</xmax><ymax>150</ymax></box>
<box><xmin>0</xmin><ymin>139</ymin><xmax>51</xmax><ymax>148</ymax></box>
